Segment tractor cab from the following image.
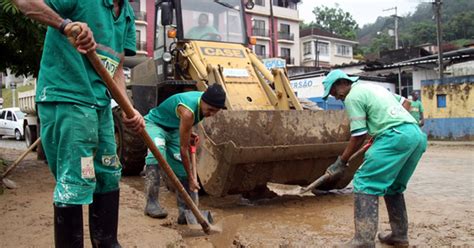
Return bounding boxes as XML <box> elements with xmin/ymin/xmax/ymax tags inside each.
<box><xmin>155</xmin><ymin>0</ymin><xmax>247</xmax><ymax>47</ymax></box>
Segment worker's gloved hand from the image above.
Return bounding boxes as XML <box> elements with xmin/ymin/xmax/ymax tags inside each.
<box><xmin>325</xmin><ymin>156</ymin><xmax>347</xmax><ymax>178</ymax></box>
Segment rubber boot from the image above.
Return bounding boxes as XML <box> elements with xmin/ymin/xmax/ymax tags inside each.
<box><xmin>54</xmin><ymin>203</ymin><xmax>84</xmax><ymax>248</ymax></box>
<box><xmin>343</xmin><ymin>193</ymin><xmax>379</xmax><ymax>248</ymax></box>
<box><xmin>378</xmin><ymin>194</ymin><xmax>409</xmax><ymax>247</ymax></box>
<box><xmin>144</xmin><ymin>165</ymin><xmax>168</xmax><ymax>218</ymax></box>
<box><xmin>177</xmin><ymin>179</ymin><xmax>199</xmax><ymax>225</ymax></box>
<box><xmin>89</xmin><ymin>190</ymin><xmax>121</xmax><ymax>248</ymax></box>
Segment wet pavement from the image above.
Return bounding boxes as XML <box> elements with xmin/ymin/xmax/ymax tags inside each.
<box><xmin>0</xmin><ymin>137</ymin><xmax>26</xmax><ymax>151</ymax></box>
<box><xmin>1</xmin><ymin>142</ymin><xmax>472</xmax><ymax>247</ymax></box>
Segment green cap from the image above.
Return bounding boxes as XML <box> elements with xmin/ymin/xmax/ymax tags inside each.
<box><xmin>322</xmin><ymin>69</ymin><xmax>359</xmax><ymax>100</ymax></box>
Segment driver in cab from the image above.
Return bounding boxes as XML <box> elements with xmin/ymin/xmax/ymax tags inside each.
<box><xmin>185</xmin><ymin>13</ymin><xmax>220</xmax><ymax>40</ymax></box>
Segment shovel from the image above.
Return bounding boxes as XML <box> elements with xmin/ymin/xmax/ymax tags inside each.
<box><xmin>184</xmin><ymin>135</ymin><xmax>213</xmax><ymax>225</ymax></box>
<box><xmin>1</xmin><ymin>138</ymin><xmax>42</xmax><ymax>189</ymax></box>
<box><xmin>267</xmin><ymin>141</ymin><xmax>372</xmax><ymax>197</ymax></box>
<box><xmin>67</xmin><ymin>26</ymin><xmax>217</xmax><ymax>235</ymax></box>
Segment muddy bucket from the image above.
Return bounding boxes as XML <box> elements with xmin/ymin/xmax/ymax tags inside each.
<box><xmin>196</xmin><ymin>110</ymin><xmax>364</xmax><ymax>197</ymax></box>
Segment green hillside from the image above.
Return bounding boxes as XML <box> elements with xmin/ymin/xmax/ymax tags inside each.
<box><xmin>358</xmin><ymin>0</ymin><xmax>474</xmax><ymax>55</ymax></box>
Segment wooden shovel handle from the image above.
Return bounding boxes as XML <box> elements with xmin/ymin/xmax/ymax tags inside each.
<box><xmin>1</xmin><ymin>138</ymin><xmax>41</xmax><ymax>178</ymax></box>
<box><xmin>300</xmin><ymin>141</ymin><xmax>372</xmax><ymax>194</ymax></box>
<box><xmin>68</xmin><ymin>25</ymin><xmax>211</xmax><ymax>234</ymax></box>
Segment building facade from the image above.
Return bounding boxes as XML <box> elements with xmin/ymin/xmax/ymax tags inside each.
<box><xmin>299</xmin><ymin>28</ymin><xmax>358</xmax><ymax>68</ymax></box>
<box><xmin>245</xmin><ymin>0</ymin><xmax>301</xmax><ymax>66</ymax></box>
<box><xmin>129</xmin><ymin>0</ymin><xmax>148</xmax><ymax>56</ymax></box>
<box><xmin>421</xmin><ymin>74</ymin><xmax>474</xmax><ymax>140</ymax></box>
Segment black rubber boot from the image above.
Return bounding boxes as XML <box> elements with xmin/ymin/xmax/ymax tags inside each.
<box><xmin>343</xmin><ymin>193</ymin><xmax>379</xmax><ymax>248</ymax></box>
<box><xmin>176</xmin><ymin>179</ymin><xmax>199</xmax><ymax>225</ymax></box>
<box><xmin>89</xmin><ymin>190</ymin><xmax>121</xmax><ymax>248</ymax></box>
<box><xmin>144</xmin><ymin>165</ymin><xmax>168</xmax><ymax>219</ymax></box>
<box><xmin>54</xmin><ymin>203</ymin><xmax>84</xmax><ymax>248</ymax></box>
<box><xmin>378</xmin><ymin>194</ymin><xmax>409</xmax><ymax>247</ymax></box>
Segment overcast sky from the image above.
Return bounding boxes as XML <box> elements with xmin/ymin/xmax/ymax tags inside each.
<box><xmin>299</xmin><ymin>0</ymin><xmax>424</xmax><ymax>27</ymax></box>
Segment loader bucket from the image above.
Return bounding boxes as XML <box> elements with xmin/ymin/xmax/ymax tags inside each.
<box><xmin>196</xmin><ymin>110</ymin><xmax>364</xmax><ymax>197</ymax></box>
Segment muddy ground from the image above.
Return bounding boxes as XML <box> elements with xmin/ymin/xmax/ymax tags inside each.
<box><xmin>0</xmin><ymin>143</ymin><xmax>473</xmax><ymax>247</ymax></box>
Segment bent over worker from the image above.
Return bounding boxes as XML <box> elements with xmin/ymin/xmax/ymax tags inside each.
<box><xmin>143</xmin><ymin>84</ymin><xmax>226</xmax><ymax>223</ymax></box>
<box><xmin>13</xmin><ymin>0</ymin><xmax>144</xmax><ymax>247</ymax></box>
<box><xmin>322</xmin><ymin>70</ymin><xmax>427</xmax><ymax>247</ymax></box>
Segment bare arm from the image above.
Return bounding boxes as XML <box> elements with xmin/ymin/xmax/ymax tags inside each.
<box><xmin>177</xmin><ymin>106</ymin><xmax>200</xmax><ymax>191</ymax></box>
<box><xmin>402</xmin><ymin>100</ymin><xmax>411</xmax><ymax>112</ymax></box>
<box><xmin>340</xmin><ymin>134</ymin><xmax>367</xmax><ymax>163</ymax></box>
<box><xmin>13</xmin><ymin>0</ymin><xmax>63</xmax><ymax>29</ymax></box>
<box><xmin>419</xmin><ymin>112</ymin><xmax>424</xmax><ymax>127</ymax></box>
<box><xmin>14</xmin><ymin>0</ymin><xmax>96</xmax><ymax>54</ymax></box>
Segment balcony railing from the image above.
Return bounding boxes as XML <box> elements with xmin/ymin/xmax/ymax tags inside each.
<box><xmin>136</xmin><ymin>41</ymin><xmax>147</xmax><ymax>52</ymax></box>
<box><xmin>256</xmin><ymin>54</ymin><xmax>270</xmax><ymax>59</ymax></box>
<box><xmin>252</xmin><ymin>28</ymin><xmax>269</xmax><ymax>37</ymax></box>
<box><xmin>280</xmin><ymin>56</ymin><xmax>294</xmax><ymax>65</ymax></box>
<box><xmin>134</xmin><ymin>11</ymin><xmax>147</xmax><ymax>22</ymax></box>
<box><xmin>277</xmin><ymin>32</ymin><xmax>294</xmax><ymax>41</ymax></box>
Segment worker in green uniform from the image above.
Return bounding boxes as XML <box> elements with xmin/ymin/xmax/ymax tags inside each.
<box><xmin>409</xmin><ymin>91</ymin><xmax>424</xmax><ymax>127</ymax></box>
<box><xmin>185</xmin><ymin>13</ymin><xmax>221</xmax><ymax>40</ymax></box>
<box><xmin>322</xmin><ymin>70</ymin><xmax>427</xmax><ymax>247</ymax></box>
<box><xmin>13</xmin><ymin>0</ymin><xmax>144</xmax><ymax>247</ymax></box>
<box><xmin>143</xmin><ymin>84</ymin><xmax>226</xmax><ymax>224</ymax></box>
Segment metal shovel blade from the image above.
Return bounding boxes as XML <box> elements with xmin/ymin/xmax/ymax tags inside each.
<box><xmin>2</xmin><ymin>178</ymin><xmax>18</xmax><ymax>189</ymax></box>
<box><xmin>266</xmin><ymin>182</ymin><xmax>314</xmax><ymax>197</ymax></box>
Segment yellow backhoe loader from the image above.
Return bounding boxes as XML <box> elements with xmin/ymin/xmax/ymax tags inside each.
<box><xmin>115</xmin><ymin>0</ymin><xmax>363</xmax><ymax>197</ymax></box>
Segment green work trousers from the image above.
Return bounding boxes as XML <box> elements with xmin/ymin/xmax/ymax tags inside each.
<box><xmin>38</xmin><ymin>103</ymin><xmax>121</xmax><ymax>205</ymax></box>
<box><xmin>353</xmin><ymin>123</ymin><xmax>427</xmax><ymax>196</ymax></box>
<box><xmin>145</xmin><ymin>120</ymin><xmax>187</xmax><ymax>180</ymax></box>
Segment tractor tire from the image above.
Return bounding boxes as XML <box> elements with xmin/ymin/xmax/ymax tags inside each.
<box><xmin>113</xmin><ymin>107</ymin><xmax>147</xmax><ymax>176</ymax></box>
<box><xmin>24</xmin><ymin>125</ymin><xmax>38</xmax><ymax>151</ymax></box>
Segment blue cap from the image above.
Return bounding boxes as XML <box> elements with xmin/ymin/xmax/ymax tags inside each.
<box><xmin>322</xmin><ymin>70</ymin><xmax>359</xmax><ymax>100</ymax></box>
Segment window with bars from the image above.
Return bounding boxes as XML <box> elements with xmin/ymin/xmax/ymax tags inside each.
<box><xmin>273</xmin><ymin>0</ymin><xmax>297</xmax><ymax>9</ymax></box>
<box><xmin>336</xmin><ymin>44</ymin><xmax>351</xmax><ymax>57</ymax></box>
<box><xmin>281</xmin><ymin>47</ymin><xmax>291</xmax><ymax>58</ymax></box>
<box><xmin>318</xmin><ymin>42</ymin><xmax>329</xmax><ymax>57</ymax></box>
<box><xmin>303</xmin><ymin>42</ymin><xmax>312</xmax><ymax>55</ymax></box>
<box><xmin>252</xmin><ymin>19</ymin><xmax>266</xmax><ymax>36</ymax></box>
<box><xmin>280</xmin><ymin>23</ymin><xmax>290</xmax><ymax>34</ymax></box>
<box><xmin>255</xmin><ymin>45</ymin><xmax>266</xmax><ymax>57</ymax></box>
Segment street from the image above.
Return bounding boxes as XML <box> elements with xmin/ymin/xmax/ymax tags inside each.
<box><xmin>0</xmin><ymin>143</ymin><xmax>473</xmax><ymax>247</ymax></box>
<box><xmin>0</xmin><ymin>137</ymin><xmax>26</xmax><ymax>150</ymax></box>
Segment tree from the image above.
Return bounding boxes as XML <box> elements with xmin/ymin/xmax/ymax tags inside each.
<box><xmin>0</xmin><ymin>0</ymin><xmax>47</xmax><ymax>78</ymax></box>
<box><xmin>311</xmin><ymin>4</ymin><xmax>359</xmax><ymax>40</ymax></box>
<box><xmin>444</xmin><ymin>11</ymin><xmax>474</xmax><ymax>41</ymax></box>
<box><xmin>409</xmin><ymin>21</ymin><xmax>437</xmax><ymax>45</ymax></box>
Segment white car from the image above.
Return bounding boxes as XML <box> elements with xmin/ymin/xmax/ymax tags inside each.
<box><xmin>0</xmin><ymin>107</ymin><xmax>25</xmax><ymax>140</ymax></box>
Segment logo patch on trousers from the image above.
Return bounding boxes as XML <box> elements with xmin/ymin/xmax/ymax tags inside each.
<box><xmin>81</xmin><ymin>156</ymin><xmax>95</xmax><ymax>179</ymax></box>
<box><xmin>173</xmin><ymin>153</ymin><xmax>182</xmax><ymax>161</ymax></box>
<box><xmin>102</xmin><ymin>155</ymin><xmax>119</xmax><ymax>167</ymax></box>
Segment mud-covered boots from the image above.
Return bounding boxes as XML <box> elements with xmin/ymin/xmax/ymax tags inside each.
<box><xmin>378</xmin><ymin>194</ymin><xmax>409</xmax><ymax>247</ymax></box>
<box><xmin>89</xmin><ymin>190</ymin><xmax>121</xmax><ymax>248</ymax></box>
<box><xmin>54</xmin><ymin>203</ymin><xmax>84</xmax><ymax>248</ymax></box>
<box><xmin>343</xmin><ymin>193</ymin><xmax>379</xmax><ymax>248</ymax></box>
<box><xmin>144</xmin><ymin>165</ymin><xmax>168</xmax><ymax>219</ymax></box>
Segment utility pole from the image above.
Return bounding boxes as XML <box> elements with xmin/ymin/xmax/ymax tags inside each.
<box><xmin>433</xmin><ymin>0</ymin><xmax>443</xmax><ymax>80</ymax></box>
<box><xmin>10</xmin><ymin>82</ymin><xmax>16</xmax><ymax>108</ymax></box>
<box><xmin>269</xmin><ymin>1</ymin><xmax>276</xmax><ymax>57</ymax></box>
<box><xmin>384</xmin><ymin>6</ymin><xmax>402</xmax><ymax>94</ymax></box>
<box><xmin>383</xmin><ymin>7</ymin><xmax>400</xmax><ymax>49</ymax></box>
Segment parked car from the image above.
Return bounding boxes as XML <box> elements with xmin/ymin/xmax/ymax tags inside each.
<box><xmin>0</xmin><ymin>107</ymin><xmax>25</xmax><ymax>140</ymax></box>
